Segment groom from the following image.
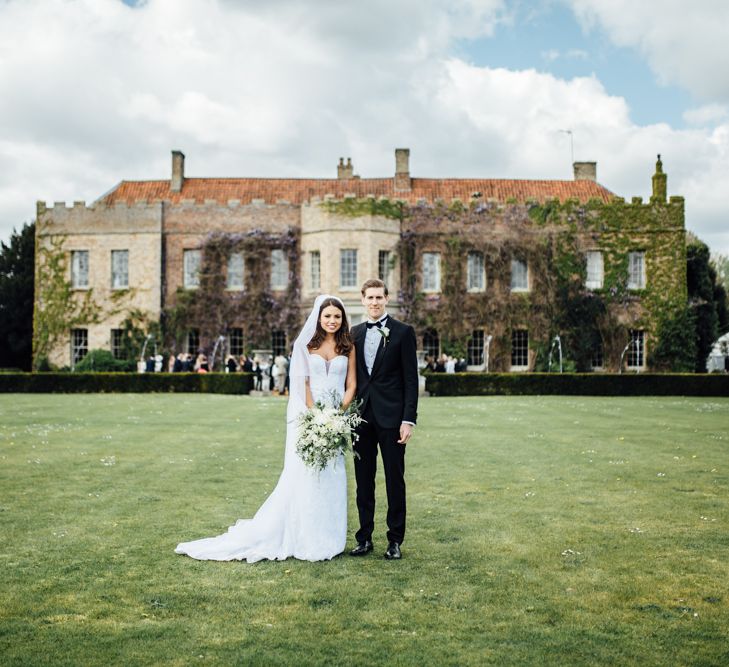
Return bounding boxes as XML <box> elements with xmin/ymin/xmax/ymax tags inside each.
<box><xmin>350</xmin><ymin>279</ymin><xmax>419</xmax><ymax>560</ymax></box>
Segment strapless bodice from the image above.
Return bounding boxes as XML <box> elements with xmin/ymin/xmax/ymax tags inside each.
<box><xmin>308</xmin><ymin>354</ymin><xmax>347</xmax><ymax>406</ymax></box>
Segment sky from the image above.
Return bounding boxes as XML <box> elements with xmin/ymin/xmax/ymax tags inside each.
<box><xmin>1</xmin><ymin>0</ymin><xmax>728</xmax><ymax>256</ymax></box>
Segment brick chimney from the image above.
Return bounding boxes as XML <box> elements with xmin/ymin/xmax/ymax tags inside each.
<box><xmin>394</xmin><ymin>148</ymin><xmax>411</xmax><ymax>192</ymax></box>
<box><xmin>573</xmin><ymin>161</ymin><xmax>596</xmax><ymax>182</ymax></box>
<box><xmin>337</xmin><ymin>157</ymin><xmax>354</xmax><ymax>179</ymax></box>
<box><xmin>171</xmin><ymin>150</ymin><xmax>185</xmax><ymax>192</ymax></box>
<box><xmin>651</xmin><ymin>154</ymin><xmax>667</xmax><ymax>203</ymax></box>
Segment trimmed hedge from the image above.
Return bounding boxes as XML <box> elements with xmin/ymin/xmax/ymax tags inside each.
<box><xmin>0</xmin><ymin>372</ymin><xmax>253</xmax><ymax>394</ymax></box>
<box><xmin>3</xmin><ymin>371</ymin><xmax>726</xmax><ymax>397</ymax></box>
<box><xmin>425</xmin><ymin>372</ymin><xmax>729</xmax><ymax>397</ymax></box>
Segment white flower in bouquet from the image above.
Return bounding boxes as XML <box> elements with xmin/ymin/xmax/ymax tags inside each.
<box><xmin>296</xmin><ymin>391</ymin><xmax>363</xmax><ymax>472</ymax></box>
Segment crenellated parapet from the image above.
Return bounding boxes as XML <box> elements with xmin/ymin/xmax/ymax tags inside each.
<box><xmin>36</xmin><ymin>200</ymin><xmax>163</xmax><ymax>236</ymax></box>
<box><xmin>162</xmin><ymin>198</ymin><xmax>298</xmax><ymax>236</ymax></box>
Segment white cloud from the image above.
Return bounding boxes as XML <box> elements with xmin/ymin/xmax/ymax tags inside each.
<box><xmin>540</xmin><ymin>48</ymin><xmax>588</xmax><ymax>63</ymax></box>
<box><xmin>683</xmin><ymin>104</ymin><xmax>729</xmax><ymax>127</ymax></box>
<box><xmin>0</xmin><ymin>0</ymin><xmax>727</xmax><ymax>257</ymax></box>
<box><xmin>565</xmin><ymin>0</ymin><xmax>729</xmax><ymax>103</ymax></box>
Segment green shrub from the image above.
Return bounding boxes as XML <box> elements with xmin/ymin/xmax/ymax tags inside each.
<box><xmin>74</xmin><ymin>349</ymin><xmax>135</xmax><ymax>372</ymax></box>
<box><xmin>425</xmin><ymin>372</ymin><xmax>729</xmax><ymax>396</ymax></box>
<box><xmin>0</xmin><ymin>372</ymin><xmax>254</xmax><ymax>394</ymax></box>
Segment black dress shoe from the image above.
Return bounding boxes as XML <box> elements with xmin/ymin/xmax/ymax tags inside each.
<box><xmin>384</xmin><ymin>541</ymin><xmax>402</xmax><ymax>560</ymax></box>
<box><xmin>349</xmin><ymin>540</ymin><xmax>373</xmax><ymax>556</ymax></box>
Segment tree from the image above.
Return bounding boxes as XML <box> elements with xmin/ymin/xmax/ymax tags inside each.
<box><xmin>712</xmin><ymin>253</ymin><xmax>729</xmax><ymax>292</ymax></box>
<box><xmin>649</xmin><ymin>305</ymin><xmax>697</xmax><ymax>372</ymax></box>
<box><xmin>0</xmin><ymin>222</ymin><xmax>35</xmax><ymax>370</ymax></box>
<box><xmin>687</xmin><ymin>238</ymin><xmax>725</xmax><ymax>372</ymax></box>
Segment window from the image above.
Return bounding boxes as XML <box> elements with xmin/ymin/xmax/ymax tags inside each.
<box><xmin>271</xmin><ymin>330</ymin><xmax>287</xmax><ymax>357</ymax></box>
<box><xmin>310</xmin><ymin>251</ymin><xmax>321</xmax><ymax>290</ymax></box>
<box><xmin>422</xmin><ymin>329</ymin><xmax>440</xmax><ymax>359</ymax></box>
<box><xmin>111</xmin><ymin>250</ymin><xmax>129</xmax><ymax>289</ymax></box>
<box><xmin>628</xmin><ymin>251</ymin><xmax>646</xmax><ymax>289</ymax></box>
<box><xmin>111</xmin><ymin>329</ymin><xmax>124</xmax><ymax>359</ymax></box>
<box><xmin>71</xmin><ymin>250</ymin><xmax>89</xmax><ymax>288</ymax></box>
<box><xmin>228</xmin><ymin>328</ymin><xmax>244</xmax><ymax>357</ymax></box>
<box><xmin>422</xmin><ymin>252</ymin><xmax>441</xmax><ymax>292</ymax></box>
<box><xmin>585</xmin><ymin>251</ymin><xmax>604</xmax><ymax>289</ymax></box>
<box><xmin>271</xmin><ymin>249</ymin><xmax>288</xmax><ymax>289</ymax></box>
<box><xmin>378</xmin><ymin>250</ymin><xmax>391</xmax><ymax>284</ymax></box>
<box><xmin>467</xmin><ymin>330</ymin><xmax>485</xmax><ymax>366</ymax></box>
<box><xmin>510</xmin><ymin>258</ymin><xmax>528</xmax><ymax>292</ymax></box>
<box><xmin>183</xmin><ymin>249</ymin><xmax>201</xmax><ymax>289</ymax></box>
<box><xmin>511</xmin><ymin>329</ymin><xmax>529</xmax><ymax>369</ymax></box>
<box><xmin>227</xmin><ymin>252</ymin><xmax>244</xmax><ymax>290</ymax></box>
<box><xmin>591</xmin><ymin>339</ymin><xmax>604</xmax><ymax>370</ymax></box>
<box><xmin>340</xmin><ymin>249</ymin><xmax>358</xmax><ymax>288</ymax></box>
<box><xmin>71</xmin><ymin>328</ymin><xmax>88</xmax><ymax>366</ymax></box>
<box><xmin>627</xmin><ymin>330</ymin><xmax>645</xmax><ymax>369</ymax></box>
<box><xmin>467</xmin><ymin>252</ymin><xmax>485</xmax><ymax>291</ymax></box>
<box><xmin>186</xmin><ymin>329</ymin><xmax>200</xmax><ymax>354</ymax></box>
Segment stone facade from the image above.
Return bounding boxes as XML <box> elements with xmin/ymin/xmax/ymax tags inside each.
<box><xmin>35</xmin><ymin>202</ymin><xmax>162</xmax><ymax>368</ymax></box>
<box><xmin>33</xmin><ymin>149</ymin><xmax>686</xmax><ymax>372</ymax></box>
<box><xmin>395</xmin><ymin>191</ymin><xmax>686</xmax><ymax>372</ymax></box>
<box><xmin>300</xmin><ymin>201</ymin><xmax>401</xmax><ymax>316</ymax></box>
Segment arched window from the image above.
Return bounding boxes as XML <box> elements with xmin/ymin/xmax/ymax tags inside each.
<box><xmin>422</xmin><ymin>328</ymin><xmax>440</xmax><ymax>358</ymax></box>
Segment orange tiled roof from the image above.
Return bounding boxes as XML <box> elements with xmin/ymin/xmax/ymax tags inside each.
<box><xmin>100</xmin><ymin>176</ymin><xmax>615</xmax><ymax>206</ymax></box>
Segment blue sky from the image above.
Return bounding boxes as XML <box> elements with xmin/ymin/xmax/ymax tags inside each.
<box><xmin>1</xmin><ymin>0</ymin><xmax>728</xmax><ymax>255</ymax></box>
<box><xmin>458</xmin><ymin>3</ymin><xmax>693</xmax><ymax>128</ymax></box>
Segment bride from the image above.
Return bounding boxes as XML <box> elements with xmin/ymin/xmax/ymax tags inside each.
<box><xmin>175</xmin><ymin>295</ymin><xmax>356</xmax><ymax>562</ymax></box>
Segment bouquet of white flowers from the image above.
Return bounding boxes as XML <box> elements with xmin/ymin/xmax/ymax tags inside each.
<box><xmin>296</xmin><ymin>394</ymin><xmax>363</xmax><ymax>472</ymax></box>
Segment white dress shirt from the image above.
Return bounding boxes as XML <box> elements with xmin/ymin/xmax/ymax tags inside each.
<box><xmin>364</xmin><ymin>314</ymin><xmax>388</xmax><ymax>374</ymax></box>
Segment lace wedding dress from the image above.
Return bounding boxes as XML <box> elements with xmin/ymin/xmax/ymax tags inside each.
<box><xmin>175</xmin><ymin>352</ymin><xmax>348</xmax><ymax>563</ymax></box>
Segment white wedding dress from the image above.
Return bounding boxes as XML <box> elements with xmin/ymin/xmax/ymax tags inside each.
<box><xmin>175</xmin><ymin>353</ymin><xmax>348</xmax><ymax>562</ymax></box>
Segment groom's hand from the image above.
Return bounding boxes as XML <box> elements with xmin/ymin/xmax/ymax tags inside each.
<box><xmin>398</xmin><ymin>423</ymin><xmax>413</xmax><ymax>445</ymax></box>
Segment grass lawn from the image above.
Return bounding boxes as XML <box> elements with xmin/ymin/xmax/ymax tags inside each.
<box><xmin>1</xmin><ymin>393</ymin><xmax>728</xmax><ymax>666</ymax></box>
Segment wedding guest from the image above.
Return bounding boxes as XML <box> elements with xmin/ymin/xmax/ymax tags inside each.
<box><xmin>226</xmin><ymin>355</ymin><xmax>238</xmax><ymax>373</ymax></box>
<box><xmin>173</xmin><ymin>353</ymin><xmax>184</xmax><ymax>373</ymax></box>
<box><xmin>435</xmin><ymin>354</ymin><xmax>446</xmax><ymax>373</ymax></box>
<box><xmin>455</xmin><ymin>357</ymin><xmax>468</xmax><ymax>372</ymax></box>
<box><xmin>196</xmin><ymin>354</ymin><xmax>209</xmax><ymax>373</ymax></box>
<box><xmin>181</xmin><ymin>353</ymin><xmax>194</xmax><ymax>372</ymax></box>
<box><xmin>274</xmin><ymin>354</ymin><xmax>288</xmax><ymax>394</ymax></box>
<box><xmin>241</xmin><ymin>355</ymin><xmax>254</xmax><ymax>373</ymax></box>
<box><xmin>284</xmin><ymin>354</ymin><xmax>291</xmax><ymax>394</ymax></box>
<box><xmin>423</xmin><ymin>355</ymin><xmax>437</xmax><ymax>372</ymax></box>
<box><xmin>445</xmin><ymin>355</ymin><xmax>456</xmax><ymax>373</ymax></box>
<box><xmin>265</xmin><ymin>356</ymin><xmax>275</xmax><ymax>391</ymax></box>
<box><xmin>193</xmin><ymin>353</ymin><xmax>206</xmax><ymax>372</ymax></box>
<box><xmin>168</xmin><ymin>355</ymin><xmax>176</xmax><ymax>373</ymax></box>
<box><xmin>253</xmin><ymin>357</ymin><xmax>263</xmax><ymax>390</ymax></box>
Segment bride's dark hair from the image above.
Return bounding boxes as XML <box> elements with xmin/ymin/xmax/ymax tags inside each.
<box><xmin>307</xmin><ymin>298</ymin><xmax>353</xmax><ymax>355</ymax></box>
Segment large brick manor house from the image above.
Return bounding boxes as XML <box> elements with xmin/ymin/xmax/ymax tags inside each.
<box><xmin>34</xmin><ymin>148</ymin><xmax>687</xmax><ymax>372</ymax></box>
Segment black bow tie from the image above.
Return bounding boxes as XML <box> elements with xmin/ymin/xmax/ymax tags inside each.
<box><xmin>366</xmin><ymin>319</ymin><xmax>386</xmax><ymax>329</ymax></box>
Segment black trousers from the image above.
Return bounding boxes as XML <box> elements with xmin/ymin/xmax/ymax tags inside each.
<box><xmin>354</xmin><ymin>403</ymin><xmax>406</xmax><ymax>545</ymax></box>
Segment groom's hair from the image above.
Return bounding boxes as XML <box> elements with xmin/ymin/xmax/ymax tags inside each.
<box><xmin>361</xmin><ymin>278</ymin><xmax>388</xmax><ymax>296</ymax></box>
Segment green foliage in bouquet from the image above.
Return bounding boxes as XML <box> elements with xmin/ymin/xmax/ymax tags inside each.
<box><xmin>295</xmin><ymin>394</ymin><xmax>363</xmax><ymax>471</ymax></box>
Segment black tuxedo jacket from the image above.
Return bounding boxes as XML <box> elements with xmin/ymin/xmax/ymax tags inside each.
<box><xmin>352</xmin><ymin>317</ymin><xmax>419</xmax><ymax>429</ymax></box>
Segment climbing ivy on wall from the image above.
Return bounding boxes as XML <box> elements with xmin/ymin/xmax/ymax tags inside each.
<box><xmin>33</xmin><ymin>235</ymin><xmax>103</xmax><ymax>369</ymax></box>
<box><xmin>32</xmin><ymin>233</ymin><xmax>145</xmax><ymax>369</ymax></box>
<box><xmin>163</xmin><ymin>229</ymin><xmax>301</xmax><ymax>353</ymax></box>
<box><xmin>324</xmin><ymin>196</ymin><xmax>688</xmax><ymax>372</ymax></box>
